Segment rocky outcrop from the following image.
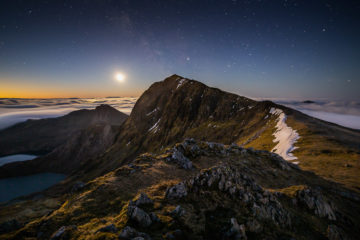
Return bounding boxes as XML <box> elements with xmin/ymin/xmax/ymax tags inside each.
<box><xmin>296</xmin><ymin>188</ymin><xmax>336</xmax><ymax>220</ymax></box>
<box><xmin>166</xmin><ymin>182</ymin><xmax>188</xmax><ymax>199</ymax></box>
<box><xmin>127</xmin><ymin>206</ymin><xmax>152</xmax><ymax>228</ymax></box>
<box><xmin>131</xmin><ymin>193</ymin><xmax>154</xmax><ymax>206</ymax></box>
<box><xmin>118</xmin><ymin>226</ymin><xmax>151</xmax><ymax>240</ymax></box>
<box><xmin>167</xmin><ymin>165</ymin><xmax>292</xmax><ymax>228</ymax></box>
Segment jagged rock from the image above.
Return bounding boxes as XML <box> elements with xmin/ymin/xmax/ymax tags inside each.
<box><xmin>132</xmin><ymin>193</ymin><xmax>154</xmax><ymax>206</ymax></box>
<box><xmin>227</xmin><ymin>218</ymin><xmax>247</xmax><ymax>240</ymax></box>
<box><xmin>166</xmin><ymin>182</ymin><xmax>188</xmax><ymax>199</ymax></box>
<box><xmin>127</xmin><ymin>206</ymin><xmax>152</xmax><ymax>227</ymax></box>
<box><xmin>296</xmin><ymin>188</ymin><xmax>336</xmax><ymax>220</ymax></box>
<box><xmin>118</xmin><ymin>226</ymin><xmax>151</xmax><ymax>239</ymax></box>
<box><xmin>327</xmin><ymin>225</ymin><xmax>349</xmax><ymax>240</ymax></box>
<box><xmin>168</xmin><ymin>147</ymin><xmax>193</xmax><ymax>169</ymax></box>
<box><xmin>0</xmin><ymin>219</ymin><xmax>22</xmax><ymax>234</ymax></box>
<box><xmin>170</xmin><ymin>205</ymin><xmax>185</xmax><ymax>217</ymax></box>
<box><xmin>149</xmin><ymin>212</ymin><xmax>161</xmax><ymax>223</ymax></box>
<box><xmin>95</xmin><ymin>223</ymin><xmax>117</xmax><ymax>233</ymax></box>
<box><xmin>185</xmin><ymin>165</ymin><xmax>292</xmax><ymax>228</ymax></box>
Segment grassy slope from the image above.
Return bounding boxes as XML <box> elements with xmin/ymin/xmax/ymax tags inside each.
<box><xmin>2</xmin><ymin>141</ymin><xmax>359</xmax><ymax>239</ymax></box>
<box><xmin>240</xmin><ymin>106</ymin><xmax>360</xmax><ymax>192</ymax></box>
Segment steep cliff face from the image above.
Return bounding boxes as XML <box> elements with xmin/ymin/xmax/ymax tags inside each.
<box><xmin>0</xmin><ymin>104</ymin><xmax>128</xmax><ymax>156</ymax></box>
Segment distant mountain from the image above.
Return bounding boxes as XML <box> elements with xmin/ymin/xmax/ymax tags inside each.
<box><xmin>1</xmin><ymin>75</ymin><xmax>359</xmax><ymax>239</ymax></box>
<box><xmin>0</xmin><ymin>104</ymin><xmax>128</xmax><ymax>157</ymax></box>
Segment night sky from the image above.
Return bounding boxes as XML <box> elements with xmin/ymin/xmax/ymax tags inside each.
<box><xmin>0</xmin><ymin>0</ymin><xmax>359</xmax><ymax>99</ymax></box>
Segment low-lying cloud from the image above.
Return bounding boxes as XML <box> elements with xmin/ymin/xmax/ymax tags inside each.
<box><xmin>1</xmin><ymin>97</ymin><xmax>359</xmax><ymax>130</ymax></box>
<box><xmin>0</xmin><ymin>97</ymin><xmax>137</xmax><ymax>130</ymax></box>
<box><xmin>273</xmin><ymin>100</ymin><xmax>360</xmax><ymax>130</ymax></box>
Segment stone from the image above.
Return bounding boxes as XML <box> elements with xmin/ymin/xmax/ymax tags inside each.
<box><xmin>166</xmin><ymin>182</ymin><xmax>187</xmax><ymax>199</ymax></box>
<box><xmin>149</xmin><ymin>212</ymin><xmax>161</xmax><ymax>222</ymax></box>
<box><xmin>119</xmin><ymin>226</ymin><xmax>138</xmax><ymax>239</ymax></box>
<box><xmin>170</xmin><ymin>205</ymin><xmax>185</xmax><ymax>217</ymax></box>
<box><xmin>170</xmin><ymin>148</ymin><xmax>193</xmax><ymax>169</ymax></box>
<box><xmin>95</xmin><ymin>223</ymin><xmax>117</xmax><ymax>233</ymax></box>
<box><xmin>127</xmin><ymin>206</ymin><xmax>152</xmax><ymax>227</ymax></box>
<box><xmin>227</xmin><ymin>218</ymin><xmax>247</xmax><ymax>240</ymax></box>
<box><xmin>296</xmin><ymin>188</ymin><xmax>336</xmax><ymax>220</ymax></box>
<box><xmin>118</xmin><ymin>226</ymin><xmax>151</xmax><ymax>239</ymax></box>
<box><xmin>133</xmin><ymin>193</ymin><xmax>153</xmax><ymax>206</ymax></box>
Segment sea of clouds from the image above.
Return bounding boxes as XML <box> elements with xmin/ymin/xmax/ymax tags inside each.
<box><xmin>0</xmin><ymin>97</ymin><xmax>359</xmax><ymax>130</ymax></box>
<box><xmin>273</xmin><ymin>100</ymin><xmax>360</xmax><ymax>130</ymax></box>
<box><xmin>0</xmin><ymin>97</ymin><xmax>137</xmax><ymax>130</ymax></box>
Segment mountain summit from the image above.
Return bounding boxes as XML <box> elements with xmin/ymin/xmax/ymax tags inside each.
<box><xmin>0</xmin><ymin>75</ymin><xmax>359</xmax><ymax>239</ymax></box>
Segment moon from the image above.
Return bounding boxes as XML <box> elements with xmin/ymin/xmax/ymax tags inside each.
<box><xmin>115</xmin><ymin>72</ymin><xmax>125</xmax><ymax>82</ymax></box>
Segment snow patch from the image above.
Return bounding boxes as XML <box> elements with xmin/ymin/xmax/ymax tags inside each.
<box><xmin>148</xmin><ymin>118</ymin><xmax>161</xmax><ymax>133</ymax></box>
<box><xmin>270</xmin><ymin>108</ymin><xmax>300</xmax><ymax>161</ymax></box>
<box><xmin>176</xmin><ymin>78</ymin><xmax>186</xmax><ymax>89</ymax></box>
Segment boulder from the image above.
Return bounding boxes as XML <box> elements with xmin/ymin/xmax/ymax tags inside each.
<box><xmin>170</xmin><ymin>205</ymin><xmax>185</xmax><ymax>217</ymax></box>
<box><xmin>118</xmin><ymin>226</ymin><xmax>151</xmax><ymax>239</ymax></box>
<box><xmin>166</xmin><ymin>182</ymin><xmax>188</xmax><ymax>199</ymax></box>
<box><xmin>149</xmin><ymin>212</ymin><xmax>161</xmax><ymax>223</ymax></box>
<box><xmin>133</xmin><ymin>193</ymin><xmax>153</xmax><ymax>206</ymax></box>
<box><xmin>127</xmin><ymin>206</ymin><xmax>152</xmax><ymax>227</ymax></box>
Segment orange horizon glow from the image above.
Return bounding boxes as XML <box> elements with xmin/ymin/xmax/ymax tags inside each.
<box><xmin>0</xmin><ymin>79</ymin><xmax>142</xmax><ymax>98</ymax></box>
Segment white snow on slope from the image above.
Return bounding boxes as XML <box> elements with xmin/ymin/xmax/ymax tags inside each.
<box><xmin>148</xmin><ymin>118</ymin><xmax>161</xmax><ymax>133</ymax></box>
<box><xmin>270</xmin><ymin>108</ymin><xmax>300</xmax><ymax>162</ymax></box>
<box><xmin>176</xmin><ymin>79</ymin><xmax>186</xmax><ymax>89</ymax></box>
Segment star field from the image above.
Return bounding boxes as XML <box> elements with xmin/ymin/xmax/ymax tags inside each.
<box><xmin>0</xmin><ymin>0</ymin><xmax>359</xmax><ymax>99</ymax></box>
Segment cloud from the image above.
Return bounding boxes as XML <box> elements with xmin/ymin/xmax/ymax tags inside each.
<box><xmin>0</xmin><ymin>97</ymin><xmax>137</xmax><ymax>130</ymax></box>
<box><xmin>273</xmin><ymin>100</ymin><xmax>360</xmax><ymax>129</ymax></box>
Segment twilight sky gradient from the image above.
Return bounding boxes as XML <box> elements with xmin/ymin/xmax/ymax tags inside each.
<box><xmin>0</xmin><ymin>0</ymin><xmax>359</xmax><ymax>99</ymax></box>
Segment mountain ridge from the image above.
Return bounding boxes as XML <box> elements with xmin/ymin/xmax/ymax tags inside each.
<box><xmin>0</xmin><ymin>75</ymin><xmax>359</xmax><ymax>239</ymax></box>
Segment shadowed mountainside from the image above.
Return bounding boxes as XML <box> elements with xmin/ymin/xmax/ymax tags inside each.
<box><xmin>0</xmin><ymin>104</ymin><xmax>128</xmax><ymax>157</ymax></box>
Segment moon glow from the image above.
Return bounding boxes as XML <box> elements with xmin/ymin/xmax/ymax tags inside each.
<box><xmin>115</xmin><ymin>72</ymin><xmax>125</xmax><ymax>82</ymax></box>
